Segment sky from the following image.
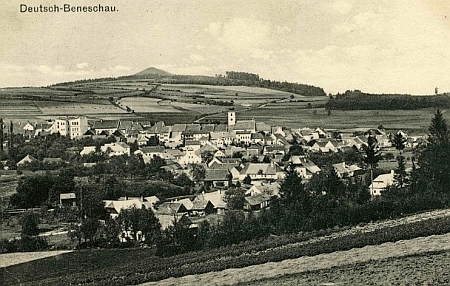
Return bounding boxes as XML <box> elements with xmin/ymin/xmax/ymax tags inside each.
<box><xmin>1</xmin><ymin>0</ymin><xmax>449</xmax><ymax>94</ymax></box>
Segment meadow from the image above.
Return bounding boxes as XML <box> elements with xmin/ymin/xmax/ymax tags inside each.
<box><xmin>2</xmin><ymin>211</ymin><xmax>450</xmax><ymax>286</ymax></box>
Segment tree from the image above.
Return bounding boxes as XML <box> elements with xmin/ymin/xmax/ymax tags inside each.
<box><xmin>189</xmin><ymin>163</ymin><xmax>205</xmax><ymax>186</ymax></box>
<box><xmin>279</xmin><ymin>164</ymin><xmax>310</xmax><ymax>218</ymax></box>
<box><xmin>391</xmin><ymin>132</ymin><xmax>407</xmax><ymax>155</ymax></box>
<box><xmin>428</xmin><ymin>109</ymin><xmax>449</xmax><ymax>145</ymax></box>
<box><xmin>117</xmin><ymin>206</ymin><xmax>161</xmax><ymax>245</ymax></box>
<box><xmin>395</xmin><ymin>155</ymin><xmax>407</xmax><ymax>188</ymax></box>
<box><xmin>363</xmin><ymin>133</ymin><xmax>381</xmax><ymax>195</ymax></box>
<box><xmin>21</xmin><ymin>212</ymin><xmax>39</xmax><ymax>237</ymax></box>
<box><xmin>224</xmin><ymin>187</ymin><xmax>245</xmax><ymax>210</ymax></box>
<box><xmin>414</xmin><ymin>110</ymin><xmax>450</xmax><ymax>193</ymax></box>
<box><xmin>243</xmin><ymin>175</ymin><xmax>252</xmax><ymax>185</ymax></box>
<box><xmin>201</xmin><ymin>151</ymin><xmax>214</xmax><ymax>165</ymax></box>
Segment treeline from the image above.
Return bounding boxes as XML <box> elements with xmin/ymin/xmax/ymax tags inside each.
<box><xmin>326</xmin><ymin>90</ymin><xmax>450</xmax><ymax>110</ymax></box>
<box><xmin>225</xmin><ymin>71</ymin><xmax>260</xmax><ymax>81</ymax></box>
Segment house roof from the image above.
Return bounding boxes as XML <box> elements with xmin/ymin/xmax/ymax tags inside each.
<box><xmin>255</xmin><ymin>122</ymin><xmax>271</xmax><ymax>132</ymax></box>
<box><xmin>140</xmin><ymin>146</ymin><xmax>165</xmax><ymax>154</ymax></box>
<box><xmin>17</xmin><ymin>154</ymin><xmax>38</xmax><ymax>165</ymax></box>
<box><xmin>171</xmin><ymin>124</ymin><xmax>187</xmax><ymax>132</ymax></box>
<box><xmin>177</xmin><ymin>198</ymin><xmax>194</xmax><ymax>210</ymax></box>
<box><xmin>93</xmin><ymin>120</ymin><xmax>120</xmax><ymax>130</ymax></box>
<box><xmin>185</xmin><ymin>140</ymin><xmax>201</xmax><ymax>146</ymax></box>
<box><xmin>157</xmin><ymin>202</ymin><xmax>188</xmax><ymax>215</ymax></box>
<box><xmin>192</xmin><ymin>199</ymin><xmax>214</xmax><ymax>211</ymax></box>
<box><xmin>195</xmin><ymin>191</ymin><xmax>227</xmax><ymax>209</ymax></box>
<box><xmin>185</xmin><ymin>124</ymin><xmax>201</xmax><ymax>132</ymax></box>
<box><xmin>60</xmin><ymin>193</ymin><xmax>76</xmax><ymax>200</ymax></box>
<box><xmin>201</xmin><ymin>124</ymin><xmax>216</xmax><ymax>132</ymax></box>
<box><xmin>251</xmin><ymin>133</ymin><xmax>264</xmax><ymax>140</ymax></box>
<box><xmin>240</xmin><ymin>163</ymin><xmax>277</xmax><ymax>175</ymax></box>
<box><xmin>232</xmin><ymin>120</ymin><xmax>255</xmax><ymax>131</ymax></box>
<box><xmin>205</xmin><ymin>169</ymin><xmax>230</xmax><ymax>181</ymax></box>
<box><xmin>214</xmin><ymin>124</ymin><xmax>228</xmax><ymax>132</ymax></box>
<box><xmin>43</xmin><ymin>157</ymin><xmax>63</xmax><ymax>163</ymax></box>
<box><xmin>244</xmin><ymin>194</ymin><xmax>272</xmax><ymax>206</ymax></box>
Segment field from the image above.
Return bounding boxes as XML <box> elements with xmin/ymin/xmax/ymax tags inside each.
<box><xmin>2</xmin><ymin>81</ymin><xmax>449</xmax><ymax>130</ymax></box>
<box><xmin>202</xmin><ymin>107</ymin><xmax>450</xmax><ymax>130</ymax></box>
<box><xmin>245</xmin><ymin>251</ymin><xmax>450</xmax><ymax>286</ymax></box>
<box><xmin>146</xmin><ymin>236</ymin><xmax>450</xmax><ymax>286</ymax></box>
<box><xmin>1</xmin><ymin>208</ymin><xmax>450</xmax><ymax>286</ymax></box>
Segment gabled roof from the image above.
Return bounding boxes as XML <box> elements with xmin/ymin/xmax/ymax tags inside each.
<box><xmin>240</xmin><ymin>163</ymin><xmax>277</xmax><ymax>175</ymax></box>
<box><xmin>232</xmin><ymin>120</ymin><xmax>256</xmax><ymax>131</ymax></box>
<box><xmin>185</xmin><ymin>140</ymin><xmax>201</xmax><ymax>146</ymax></box>
<box><xmin>195</xmin><ymin>191</ymin><xmax>226</xmax><ymax>209</ymax></box>
<box><xmin>251</xmin><ymin>133</ymin><xmax>264</xmax><ymax>139</ymax></box>
<box><xmin>213</xmin><ymin>124</ymin><xmax>228</xmax><ymax>132</ymax></box>
<box><xmin>171</xmin><ymin>124</ymin><xmax>187</xmax><ymax>132</ymax></box>
<box><xmin>177</xmin><ymin>198</ymin><xmax>194</xmax><ymax>210</ymax></box>
<box><xmin>201</xmin><ymin>124</ymin><xmax>216</xmax><ymax>132</ymax></box>
<box><xmin>192</xmin><ymin>199</ymin><xmax>214</xmax><ymax>211</ymax></box>
<box><xmin>255</xmin><ymin>122</ymin><xmax>271</xmax><ymax>132</ymax></box>
<box><xmin>157</xmin><ymin>202</ymin><xmax>188</xmax><ymax>215</ymax></box>
<box><xmin>205</xmin><ymin>169</ymin><xmax>230</xmax><ymax>181</ymax></box>
<box><xmin>244</xmin><ymin>194</ymin><xmax>272</xmax><ymax>206</ymax></box>
<box><xmin>140</xmin><ymin>146</ymin><xmax>165</xmax><ymax>154</ymax></box>
<box><xmin>93</xmin><ymin>120</ymin><xmax>120</xmax><ymax>130</ymax></box>
<box><xmin>185</xmin><ymin>124</ymin><xmax>201</xmax><ymax>132</ymax></box>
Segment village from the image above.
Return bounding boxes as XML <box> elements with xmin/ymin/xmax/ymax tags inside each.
<box><xmin>0</xmin><ymin>108</ymin><xmax>424</xmax><ymax>242</ymax></box>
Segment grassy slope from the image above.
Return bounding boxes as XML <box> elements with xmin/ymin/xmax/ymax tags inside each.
<box><xmin>2</xmin><ymin>209</ymin><xmax>450</xmax><ymax>286</ymax></box>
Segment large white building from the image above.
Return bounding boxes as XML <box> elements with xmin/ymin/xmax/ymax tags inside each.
<box><xmin>54</xmin><ymin>116</ymin><xmax>88</xmax><ymax>139</ymax></box>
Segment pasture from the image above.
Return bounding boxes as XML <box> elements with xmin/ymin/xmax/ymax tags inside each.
<box><xmin>202</xmin><ymin>107</ymin><xmax>449</xmax><ymax>130</ymax></box>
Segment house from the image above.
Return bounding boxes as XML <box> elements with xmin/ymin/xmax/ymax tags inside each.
<box><xmin>155</xmin><ymin>202</ymin><xmax>190</xmax><ymax>229</ymax></box>
<box><xmin>231</xmin><ymin>119</ymin><xmax>256</xmax><ymax>133</ymax></box>
<box><xmin>204</xmin><ymin>169</ymin><xmax>230</xmax><ymax>187</ymax></box>
<box><xmin>191</xmin><ymin>199</ymin><xmax>216</xmax><ymax>216</ymax></box>
<box><xmin>332</xmin><ymin>162</ymin><xmax>363</xmax><ymax>178</ymax></box>
<box><xmin>244</xmin><ymin>194</ymin><xmax>272</xmax><ymax>211</ymax></box>
<box><xmin>194</xmin><ymin>190</ymin><xmax>227</xmax><ymax>214</ymax></box>
<box><xmin>178</xmin><ymin>148</ymin><xmax>202</xmax><ymax>167</ymax></box>
<box><xmin>104</xmin><ymin>197</ymin><xmax>156</xmax><ymax>218</ymax></box>
<box><xmin>16</xmin><ymin>154</ymin><xmax>38</xmax><ymax>167</ymax></box>
<box><xmin>92</xmin><ymin>119</ymin><xmax>120</xmax><ymax>135</ymax></box>
<box><xmin>290</xmin><ymin>156</ymin><xmax>321</xmax><ymax>179</ymax></box>
<box><xmin>135</xmin><ymin>146</ymin><xmax>165</xmax><ymax>163</ymax></box>
<box><xmin>184</xmin><ymin>140</ymin><xmax>201</xmax><ymax>151</ymax></box>
<box><xmin>80</xmin><ymin>146</ymin><xmax>97</xmax><ymax>156</ymax></box>
<box><xmin>60</xmin><ymin>193</ymin><xmax>77</xmax><ymax>207</ymax></box>
<box><xmin>239</xmin><ymin>163</ymin><xmax>277</xmax><ymax>181</ymax></box>
<box><xmin>369</xmin><ymin>170</ymin><xmax>395</xmax><ymax>197</ymax></box>
<box><xmin>245</xmin><ymin>182</ymin><xmax>281</xmax><ymax>197</ymax></box>
<box><xmin>169</xmin><ymin>124</ymin><xmax>187</xmax><ymax>146</ymax></box>
<box><xmin>54</xmin><ymin>116</ymin><xmax>89</xmax><ymax>139</ymax></box>
<box><xmin>236</xmin><ymin>131</ymin><xmax>252</xmax><ymax>144</ymax></box>
<box><xmin>310</xmin><ymin>139</ymin><xmax>340</xmax><ymax>153</ymax></box>
<box><xmin>102</xmin><ymin>142</ymin><xmax>131</xmax><ymax>156</ymax></box>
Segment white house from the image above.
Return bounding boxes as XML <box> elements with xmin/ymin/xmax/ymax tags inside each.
<box><xmin>369</xmin><ymin>170</ymin><xmax>395</xmax><ymax>197</ymax></box>
<box><xmin>102</xmin><ymin>142</ymin><xmax>131</xmax><ymax>156</ymax></box>
<box><xmin>178</xmin><ymin>148</ymin><xmax>202</xmax><ymax>167</ymax></box>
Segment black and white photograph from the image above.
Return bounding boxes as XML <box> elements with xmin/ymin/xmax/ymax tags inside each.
<box><xmin>1</xmin><ymin>0</ymin><xmax>449</xmax><ymax>285</ymax></box>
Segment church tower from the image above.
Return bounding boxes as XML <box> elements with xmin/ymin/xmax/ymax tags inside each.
<box><xmin>228</xmin><ymin>111</ymin><xmax>236</xmax><ymax>126</ymax></box>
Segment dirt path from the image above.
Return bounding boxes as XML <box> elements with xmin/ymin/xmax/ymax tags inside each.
<box><xmin>140</xmin><ymin>233</ymin><xmax>450</xmax><ymax>286</ymax></box>
<box><xmin>0</xmin><ymin>250</ymin><xmax>72</xmax><ymax>268</ymax></box>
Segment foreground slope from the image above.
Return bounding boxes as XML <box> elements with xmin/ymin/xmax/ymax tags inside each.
<box><xmin>141</xmin><ymin>234</ymin><xmax>450</xmax><ymax>286</ymax></box>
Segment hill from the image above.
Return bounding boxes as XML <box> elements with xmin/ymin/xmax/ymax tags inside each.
<box><xmin>134</xmin><ymin>67</ymin><xmax>172</xmax><ymax>77</ymax></box>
